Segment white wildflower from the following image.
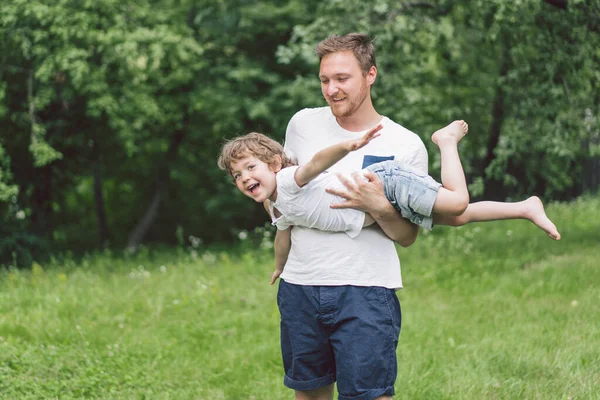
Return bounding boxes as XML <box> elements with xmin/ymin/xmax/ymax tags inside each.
<box><xmin>202</xmin><ymin>252</ymin><xmax>216</xmax><ymax>264</ymax></box>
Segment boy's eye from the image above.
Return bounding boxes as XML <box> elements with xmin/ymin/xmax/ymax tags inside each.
<box><xmin>248</xmin><ymin>165</ymin><xmax>255</xmax><ymax>170</ymax></box>
<box><xmin>233</xmin><ymin>174</ymin><xmax>241</xmax><ymax>180</ymax></box>
<box><xmin>338</xmin><ymin>77</ymin><xmax>348</xmax><ymax>82</ymax></box>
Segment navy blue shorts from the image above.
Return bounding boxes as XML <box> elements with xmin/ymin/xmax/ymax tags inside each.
<box><xmin>277</xmin><ymin>280</ymin><xmax>402</xmax><ymax>400</ymax></box>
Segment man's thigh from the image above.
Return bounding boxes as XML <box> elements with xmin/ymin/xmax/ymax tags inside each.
<box><xmin>278</xmin><ymin>280</ymin><xmax>336</xmax><ymax>392</ymax></box>
<box><xmin>278</xmin><ymin>281</ymin><xmax>402</xmax><ymax>399</ymax></box>
<box><xmin>330</xmin><ymin>285</ymin><xmax>402</xmax><ymax>400</ymax></box>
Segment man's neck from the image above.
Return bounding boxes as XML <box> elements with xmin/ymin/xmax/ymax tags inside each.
<box><xmin>335</xmin><ymin>103</ymin><xmax>382</xmax><ymax>132</ymax></box>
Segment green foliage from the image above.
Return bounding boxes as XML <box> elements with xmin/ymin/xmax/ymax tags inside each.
<box><xmin>0</xmin><ymin>144</ymin><xmax>18</xmax><ymax>202</ymax></box>
<box><xmin>278</xmin><ymin>0</ymin><xmax>600</xmax><ymax>199</ymax></box>
<box><xmin>29</xmin><ymin>137</ymin><xmax>63</xmax><ymax>167</ymax></box>
<box><xmin>0</xmin><ymin>228</ymin><xmax>47</xmax><ymax>268</ymax></box>
<box><xmin>0</xmin><ymin>0</ymin><xmax>599</xmax><ymax>251</ymax></box>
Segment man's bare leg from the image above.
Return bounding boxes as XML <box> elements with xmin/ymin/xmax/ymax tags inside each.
<box><xmin>296</xmin><ymin>384</ymin><xmax>334</xmax><ymax>400</ymax></box>
<box><xmin>431</xmin><ymin>120</ymin><xmax>470</xmax><ymax>216</ymax></box>
<box><xmin>434</xmin><ymin>196</ymin><xmax>561</xmax><ymax>240</ymax></box>
<box><xmin>296</xmin><ymin>386</ymin><xmax>393</xmax><ymax>400</ymax></box>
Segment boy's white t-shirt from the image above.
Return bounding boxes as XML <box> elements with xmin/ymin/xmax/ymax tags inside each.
<box><xmin>281</xmin><ymin>107</ymin><xmax>428</xmax><ymax>289</ymax></box>
<box><xmin>269</xmin><ymin>166</ymin><xmax>366</xmax><ymax>238</ymax></box>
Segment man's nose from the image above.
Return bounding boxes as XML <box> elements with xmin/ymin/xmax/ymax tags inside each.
<box><xmin>326</xmin><ymin>83</ymin><xmax>338</xmax><ymax>97</ymax></box>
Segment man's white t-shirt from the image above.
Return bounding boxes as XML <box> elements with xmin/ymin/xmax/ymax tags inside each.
<box><xmin>281</xmin><ymin>107</ymin><xmax>428</xmax><ymax>289</ymax></box>
<box><xmin>269</xmin><ymin>166</ymin><xmax>366</xmax><ymax>238</ymax></box>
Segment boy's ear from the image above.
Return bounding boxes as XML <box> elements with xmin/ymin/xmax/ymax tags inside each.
<box><xmin>270</xmin><ymin>155</ymin><xmax>283</xmax><ymax>172</ymax></box>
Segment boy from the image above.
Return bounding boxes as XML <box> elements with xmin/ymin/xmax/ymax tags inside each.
<box><xmin>218</xmin><ymin>120</ymin><xmax>561</xmax><ymax>283</ymax></box>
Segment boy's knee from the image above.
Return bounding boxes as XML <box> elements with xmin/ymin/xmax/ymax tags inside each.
<box><xmin>449</xmin><ymin>195</ymin><xmax>469</xmax><ymax>216</ymax></box>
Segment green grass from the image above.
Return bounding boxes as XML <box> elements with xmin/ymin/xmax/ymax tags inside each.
<box><xmin>1</xmin><ymin>196</ymin><xmax>600</xmax><ymax>399</ymax></box>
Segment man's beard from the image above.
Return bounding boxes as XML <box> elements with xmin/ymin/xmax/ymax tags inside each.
<box><xmin>329</xmin><ymin>80</ymin><xmax>369</xmax><ymax>118</ymax></box>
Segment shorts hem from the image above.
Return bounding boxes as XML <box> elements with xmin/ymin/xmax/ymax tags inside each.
<box><xmin>338</xmin><ymin>386</ymin><xmax>395</xmax><ymax>400</ymax></box>
<box><xmin>283</xmin><ymin>373</ymin><xmax>336</xmax><ymax>391</ymax></box>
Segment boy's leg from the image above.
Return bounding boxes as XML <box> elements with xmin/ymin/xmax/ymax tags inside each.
<box><xmin>433</xmin><ymin>196</ymin><xmax>561</xmax><ymax>240</ymax></box>
<box><xmin>430</xmin><ymin>120</ymin><xmax>470</xmax><ymax>216</ymax></box>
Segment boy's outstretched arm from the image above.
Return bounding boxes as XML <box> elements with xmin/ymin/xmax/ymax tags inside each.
<box><xmin>271</xmin><ymin>227</ymin><xmax>291</xmax><ymax>285</ymax></box>
<box><xmin>293</xmin><ymin>124</ymin><xmax>382</xmax><ymax>187</ymax></box>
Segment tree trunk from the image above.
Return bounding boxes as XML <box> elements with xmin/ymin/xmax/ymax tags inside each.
<box><xmin>93</xmin><ymin>160</ymin><xmax>109</xmax><ymax>247</ymax></box>
<box><xmin>482</xmin><ymin>41</ymin><xmax>511</xmax><ymax>200</ymax></box>
<box><xmin>31</xmin><ymin>167</ymin><xmax>52</xmax><ymax>237</ymax></box>
<box><xmin>543</xmin><ymin>0</ymin><xmax>567</xmax><ymax>10</ymax></box>
<box><xmin>126</xmin><ymin>122</ymin><xmax>187</xmax><ymax>251</ymax></box>
<box><xmin>126</xmin><ymin>190</ymin><xmax>162</xmax><ymax>251</ymax></box>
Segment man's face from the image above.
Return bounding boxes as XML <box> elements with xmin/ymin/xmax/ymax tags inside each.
<box><xmin>319</xmin><ymin>50</ymin><xmax>374</xmax><ymax>118</ymax></box>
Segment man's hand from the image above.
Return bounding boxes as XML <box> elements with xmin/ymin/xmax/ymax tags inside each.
<box><xmin>326</xmin><ymin>170</ymin><xmax>389</xmax><ymax>215</ymax></box>
<box><xmin>327</xmin><ymin>170</ymin><xmax>420</xmax><ymax>246</ymax></box>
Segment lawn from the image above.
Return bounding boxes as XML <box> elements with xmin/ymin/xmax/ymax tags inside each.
<box><xmin>1</xmin><ymin>196</ymin><xmax>599</xmax><ymax>399</ymax></box>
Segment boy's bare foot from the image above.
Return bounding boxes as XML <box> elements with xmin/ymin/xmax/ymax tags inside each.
<box><xmin>432</xmin><ymin>120</ymin><xmax>469</xmax><ymax>146</ymax></box>
<box><xmin>523</xmin><ymin>196</ymin><xmax>561</xmax><ymax>240</ymax></box>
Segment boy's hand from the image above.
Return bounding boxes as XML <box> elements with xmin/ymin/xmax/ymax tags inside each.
<box><xmin>346</xmin><ymin>124</ymin><xmax>382</xmax><ymax>151</ymax></box>
<box><xmin>270</xmin><ymin>267</ymin><xmax>283</xmax><ymax>285</ymax></box>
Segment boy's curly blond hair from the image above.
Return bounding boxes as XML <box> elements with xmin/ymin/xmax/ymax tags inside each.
<box><xmin>217</xmin><ymin>132</ymin><xmax>297</xmax><ymax>178</ymax></box>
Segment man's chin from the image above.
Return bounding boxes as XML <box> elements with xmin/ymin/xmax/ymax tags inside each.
<box><xmin>330</xmin><ymin>104</ymin><xmax>349</xmax><ymax>118</ymax></box>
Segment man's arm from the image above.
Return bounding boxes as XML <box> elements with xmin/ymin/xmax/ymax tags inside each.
<box><xmin>294</xmin><ymin>124</ymin><xmax>382</xmax><ymax>187</ymax></box>
<box><xmin>326</xmin><ymin>171</ymin><xmax>419</xmax><ymax>247</ymax></box>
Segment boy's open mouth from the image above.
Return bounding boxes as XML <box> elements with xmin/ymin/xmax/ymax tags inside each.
<box><xmin>248</xmin><ymin>183</ymin><xmax>259</xmax><ymax>194</ymax></box>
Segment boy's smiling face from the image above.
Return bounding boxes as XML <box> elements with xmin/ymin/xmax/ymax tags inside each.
<box><xmin>230</xmin><ymin>153</ymin><xmax>279</xmax><ymax>203</ymax></box>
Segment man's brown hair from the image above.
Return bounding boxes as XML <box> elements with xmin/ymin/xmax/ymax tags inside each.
<box><xmin>315</xmin><ymin>33</ymin><xmax>376</xmax><ymax>74</ymax></box>
<box><xmin>217</xmin><ymin>132</ymin><xmax>296</xmax><ymax>178</ymax></box>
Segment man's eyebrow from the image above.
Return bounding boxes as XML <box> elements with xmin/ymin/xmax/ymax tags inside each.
<box><xmin>319</xmin><ymin>73</ymin><xmax>351</xmax><ymax>79</ymax></box>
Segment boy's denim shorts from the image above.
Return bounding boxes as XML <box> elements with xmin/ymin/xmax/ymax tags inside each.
<box><xmin>365</xmin><ymin>160</ymin><xmax>442</xmax><ymax>230</ymax></box>
<box><xmin>277</xmin><ymin>280</ymin><xmax>402</xmax><ymax>400</ymax></box>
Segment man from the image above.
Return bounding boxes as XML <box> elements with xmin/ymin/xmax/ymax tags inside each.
<box><xmin>277</xmin><ymin>33</ymin><xmax>428</xmax><ymax>400</ymax></box>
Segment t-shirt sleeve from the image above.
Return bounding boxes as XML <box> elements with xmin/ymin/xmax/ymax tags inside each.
<box><xmin>406</xmin><ymin>136</ymin><xmax>429</xmax><ymax>175</ymax></box>
<box><xmin>284</xmin><ymin>112</ymin><xmax>300</xmax><ymax>156</ymax></box>
<box><xmin>277</xmin><ymin>167</ymin><xmax>302</xmax><ymax>195</ymax></box>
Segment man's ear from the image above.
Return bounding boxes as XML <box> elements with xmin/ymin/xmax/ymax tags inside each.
<box><xmin>366</xmin><ymin>66</ymin><xmax>377</xmax><ymax>86</ymax></box>
<box><xmin>271</xmin><ymin>155</ymin><xmax>283</xmax><ymax>172</ymax></box>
